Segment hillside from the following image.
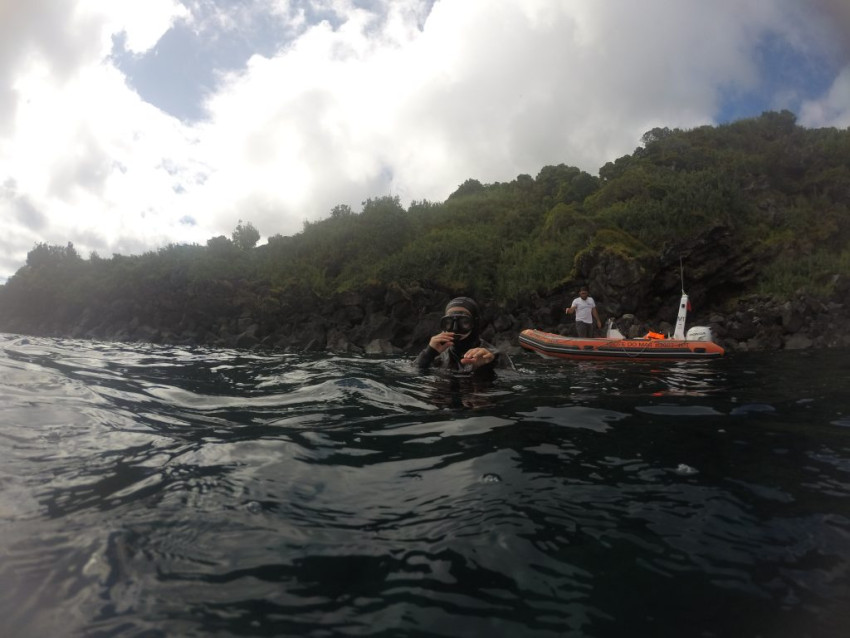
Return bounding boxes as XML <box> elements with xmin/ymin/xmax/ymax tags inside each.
<box><xmin>1</xmin><ymin>110</ymin><xmax>848</xmax><ymax>353</ymax></box>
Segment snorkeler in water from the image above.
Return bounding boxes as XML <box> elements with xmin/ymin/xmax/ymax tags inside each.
<box><xmin>414</xmin><ymin>296</ymin><xmax>512</xmax><ymax>374</ymax></box>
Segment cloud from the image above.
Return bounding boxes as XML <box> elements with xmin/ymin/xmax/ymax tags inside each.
<box><xmin>2</xmin><ymin>180</ymin><xmax>47</xmax><ymax>231</ymax></box>
<box><xmin>0</xmin><ymin>0</ymin><xmax>848</xmax><ymax>283</ymax></box>
<box><xmin>800</xmin><ymin>66</ymin><xmax>850</xmax><ymax>128</ymax></box>
<box><xmin>811</xmin><ymin>0</ymin><xmax>850</xmax><ymax>58</ymax></box>
<box><xmin>795</xmin><ymin>0</ymin><xmax>850</xmax><ymax>128</ymax></box>
<box><xmin>188</xmin><ymin>0</ymin><xmax>801</xmax><ymax>234</ymax></box>
<box><xmin>0</xmin><ymin>0</ymin><xmax>98</xmax><ymax>136</ymax></box>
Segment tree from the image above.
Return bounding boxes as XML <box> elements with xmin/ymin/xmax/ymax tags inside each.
<box><xmin>330</xmin><ymin>204</ymin><xmax>353</xmax><ymax>218</ymax></box>
<box><xmin>641</xmin><ymin>126</ymin><xmax>674</xmax><ymax>146</ymax></box>
<box><xmin>26</xmin><ymin>242</ymin><xmax>81</xmax><ymax>269</ymax></box>
<box><xmin>448</xmin><ymin>179</ymin><xmax>485</xmax><ymax>200</ymax></box>
<box><xmin>232</xmin><ymin>220</ymin><xmax>260</xmax><ymax>251</ymax></box>
<box><xmin>207</xmin><ymin>235</ymin><xmax>234</xmax><ymax>251</ymax></box>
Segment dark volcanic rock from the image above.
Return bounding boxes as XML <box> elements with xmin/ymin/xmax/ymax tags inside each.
<box><xmin>1</xmin><ymin>242</ymin><xmax>846</xmax><ymax>355</ymax></box>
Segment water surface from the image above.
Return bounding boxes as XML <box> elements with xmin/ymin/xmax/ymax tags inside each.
<box><xmin>1</xmin><ymin>334</ymin><xmax>849</xmax><ymax>637</ymax></box>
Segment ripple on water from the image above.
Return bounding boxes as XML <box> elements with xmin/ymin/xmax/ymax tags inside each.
<box><xmin>1</xmin><ymin>337</ymin><xmax>849</xmax><ymax>637</ymax></box>
<box><xmin>635</xmin><ymin>404</ymin><xmax>724</xmax><ymax>416</ymax></box>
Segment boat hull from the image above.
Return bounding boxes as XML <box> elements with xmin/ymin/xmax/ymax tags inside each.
<box><xmin>519</xmin><ymin>329</ymin><xmax>725</xmax><ymax>361</ymax></box>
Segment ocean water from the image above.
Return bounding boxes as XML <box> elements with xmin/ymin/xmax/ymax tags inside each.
<box><xmin>1</xmin><ymin>333</ymin><xmax>849</xmax><ymax>638</ymax></box>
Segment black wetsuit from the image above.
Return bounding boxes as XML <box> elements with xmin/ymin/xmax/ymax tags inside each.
<box><xmin>414</xmin><ymin>336</ymin><xmax>511</xmax><ymax>374</ymax></box>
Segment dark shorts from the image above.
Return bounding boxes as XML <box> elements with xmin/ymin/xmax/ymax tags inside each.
<box><xmin>576</xmin><ymin>321</ymin><xmax>594</xmax><ymax>338</ymax></box>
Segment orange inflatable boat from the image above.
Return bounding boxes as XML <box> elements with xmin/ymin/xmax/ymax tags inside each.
<box><xmin>520</xmin><ymin>291</ymin><xmax>725</xmax><ymax>361</ymax></box>
<box><xmin>519</xmin><ymin>329</ymin><xmax>725</xmax><ymax>361</ymax></box>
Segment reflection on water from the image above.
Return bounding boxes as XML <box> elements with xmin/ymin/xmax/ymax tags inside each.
<box><xmin>1</xmin><ymin>334</ymin><xmax>849</xmax><ymax>637</ymax></box>
<box><xmin>565</xmin><ymin>359</ymin><xmax>729</xmax><ymax>399</ymax></box>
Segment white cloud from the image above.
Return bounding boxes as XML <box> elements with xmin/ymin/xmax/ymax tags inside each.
<box><xmin>0</xmin><ymin>0</ymin><xmax>206</xmax><ymax>274</ymax></box>
<box><xmin>800</xmin><ymin>66</ymin><xmax>850</xmax><ymax>128</ymax></box>
<box><xmin>1</xmin><ymin>0</ymin><xmax>848</xmax><ymax>283</ymax></box>
<box><xmin>186</xmin><ymin>0</ymin><xmax>793</xmax><ymax>231</ymax></box>
<box><xmin>795</xmin><ymin>0</ymin><xmax>850</xmax><ymax>128</ymax></box>
<box><xmin>83</xmin><ymin>0</ymin><xmax>190</xmax><ymax>54</ymax></box>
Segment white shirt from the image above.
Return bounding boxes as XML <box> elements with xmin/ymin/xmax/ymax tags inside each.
<box><xmin>571</xmin><ymin>296</ymin><xmax>596</xmax><ymax>324</ymax></box>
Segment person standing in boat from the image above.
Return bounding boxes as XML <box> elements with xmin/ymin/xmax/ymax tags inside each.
<box><xmin>566</xmin><ymin>286</ymin><xmax>602</xmax><ymax>337</ymax></box>
<box><xmin>414</xmin><ymin>296</ymin><xmax>511</xmax><ymax>374</ymax></box>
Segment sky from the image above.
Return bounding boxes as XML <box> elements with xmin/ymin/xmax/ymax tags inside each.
<box><xmin>1</xmin><ymin>0</ymin><xmax>849</xmax><ymax>283</ymax></box>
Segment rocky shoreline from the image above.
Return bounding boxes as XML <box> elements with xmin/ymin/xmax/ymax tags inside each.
<box><xmin>3</xmin><ymin>279</ymin><xmax>849</xmax><ymax>356</ymax></box>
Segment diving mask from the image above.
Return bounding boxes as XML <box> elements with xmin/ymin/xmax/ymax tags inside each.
<box><xmin>440</xmin><ymin>313</ymin><xmax>474</xmax><ymax>334</ymax></box>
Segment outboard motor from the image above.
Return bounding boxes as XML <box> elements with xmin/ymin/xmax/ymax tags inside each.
<box><xmin>686</xmin><ymin>326</ymin><xmax>714</xmax><ymax>342</ymax></box>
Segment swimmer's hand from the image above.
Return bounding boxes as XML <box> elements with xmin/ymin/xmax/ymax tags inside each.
<box><xmin>429</xmin><ymin>332</ymin><xmax>456</xmax><ymax>353</ymax></box>
<box><xmin>460</xmin><ymin>347</ymin><xmax>495</xmax><ymax>367</ymax></box>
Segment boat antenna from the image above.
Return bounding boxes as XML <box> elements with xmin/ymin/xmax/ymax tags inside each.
<box><xmin>674</xmin><ymin>257</ymin><xmax>689</xmax><ymax>340</ymax></box>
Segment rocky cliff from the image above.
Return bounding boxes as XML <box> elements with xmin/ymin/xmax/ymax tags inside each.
<box><xmin>3</xmin><ymin>232</ymin><xmax>847</xmax><ymax>355</ymax></box>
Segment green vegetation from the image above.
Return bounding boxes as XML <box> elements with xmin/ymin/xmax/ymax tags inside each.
<box><xmin>1</xmin><ymin>111</ymin><xmax>848</xmax><ymax>335</ymax></box>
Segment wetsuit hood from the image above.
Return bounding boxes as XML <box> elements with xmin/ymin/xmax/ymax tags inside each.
<box><xmin>445</xmin><ymin>297</ymin><xmax>480</xmax><ymax>317</ymax></box>
<box><xmin>445</xmin><ymin>297</ymin><xmax>481</xmax><ymax>356</ymax></box>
